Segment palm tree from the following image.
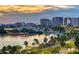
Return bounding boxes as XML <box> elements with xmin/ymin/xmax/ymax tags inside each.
<box><xmin>32</xmin><ymin>42</ymin><xmax>35</xmax><ymax>48</ymax></box>
<box><xmin>43</xmin><ymin>37</ymin><xmax>48</xmax><ymax>48</ymax></box>
<box><xmin>50</xmin><ymin>36</ymin><xmax>57</xmax><ymax>45</ymax></box>
<box><xmin>24</xmin><ymin>41</ymin><xmax>28</xmax><ymax>48</ymax></box>
<box><xmin>43</xmin><ymin>37</ymin><xmax>48</xmax><ymax>44</ymax></box>
<box><xmin>34</xmin><ymin>39</ymin><xmax>39</xmax><ymax>44</ymax></box>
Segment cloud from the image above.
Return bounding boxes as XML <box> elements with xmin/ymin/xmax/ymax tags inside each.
<box><xmin>55</xmin><ymin>5</ymin><xmax>75</xmax><ymax>9</ymax></box>
<box><xmin>0</xmin><ymin>5</ymin><xmax>76</xmax><ymax>14</ymax></box>
<box><xmin>0</xmin><ymin>5</ymin><xmax>52</xmax><ymax>13</ymax></box>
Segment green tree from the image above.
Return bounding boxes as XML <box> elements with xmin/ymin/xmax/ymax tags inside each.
<box><xmin>29</xmin><ymin>48</ymin><xmax>41</xmax><ymax>54</ymax></box>
<box><xmin>9</xmin><ymin>46</ymin><xmax>17</xmax><ymax>54</ymax></box>
<box><xmin>40</xmin><ymin>49</ymin><xmax>52</xmax><ymax>54</ymax></box>
<box><xmin>53</xmin><ymin>26</ymin><xmax>65</xmax><ymax>33</ymax></box>
<box><xmin>21</xmin><ymin>28</ymin><xmax>28</xmax><ymax>32</ymax></box>
<box><xmin>64</xmin><ymin>41</ymin><xmax>75</xmax><ymax>49</ymax></box>
<box><xmin>57</xmin><ymin>35</ymin><xmax>68</xmax><ymax>47</ymax></box>
<box><xmin>21</xmin><ymin>49</ymin><xmax>28</xmax><ymax>54</ymax></box>
<box><xmin>68</xmin><ymin>50</ymin><xmax>79</xmax><ymax>54</ymax></box>
<box><xmin>0</xmin><ymin>28</ymin><xmax>7</xmax><ymax>35</ymax></box>
<box><xmin>9</xmin><ymin>45</ymin><xmax>22</xmax><ymax>54</ymax></box>
<box><xmin>6</xmin><ymin>45</ymin><xmax>12</xmax><ymax>53</ymax></box>
<box><xmin>60</xmin><ymin>41</ymin><xmax>65</xmax><ymax>47</ymax></box>
<box><xmin>75</xmin><ymin>36</ymin><xmax>79</xmax><ymax>50</ymax></box>
<box><xmin>7</xmin><ymin>45</ymin><xmax>12</xmax><ymax>50</ymax></box>
<box><xmin>1</xmin><ymin>46</ymin><xmax>7</xmax><ymax>54</ymax></box>
<box><xmin>44</xmin><ymin>27</ymin><xmax>49</xmax><ymax>34</ymax></box>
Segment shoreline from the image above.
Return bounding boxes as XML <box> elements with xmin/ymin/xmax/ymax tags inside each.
<box><xmin>0</xmin><ymin>34</ymin><xmax>49</xmax><ymax>49</ymax></box>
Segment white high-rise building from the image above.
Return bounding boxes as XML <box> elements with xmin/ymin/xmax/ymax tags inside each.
<box><xmin>64</xmin><ymin>17</ymin><xmax>79</xmax><ymax>27</ymax></box>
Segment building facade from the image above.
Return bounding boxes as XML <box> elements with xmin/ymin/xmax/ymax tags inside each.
<box><xmin>40</xmin><ymin>19</ymin><xmax>52</xmax><ymax>27</ymax></box>
<box><xmin>64</xmin><ymin>17</ymin><xmax>79</xmax><ymax>27</ymax></box>
<box><xmin>52</xmin><ymin>17</ymin><xmax>64</xmax><ymax>27</ymax></box>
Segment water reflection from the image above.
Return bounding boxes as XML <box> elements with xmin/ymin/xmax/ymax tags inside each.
<box><xmin>0</xmin><ymin>34</ymin><xmax>48</xmax><ymax>49</ymax></box>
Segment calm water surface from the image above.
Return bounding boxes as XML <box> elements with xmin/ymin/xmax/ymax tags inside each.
<box><xmin>0</xmin><ymin>34</ymin><xmax>49</xmax><ymax>49</ymax></box>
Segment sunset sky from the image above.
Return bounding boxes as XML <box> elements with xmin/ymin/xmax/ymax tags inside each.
<box><xmin>0</xmin><ymin>5</ymin><xmax>78</xmax><ymax>24</ymax></box>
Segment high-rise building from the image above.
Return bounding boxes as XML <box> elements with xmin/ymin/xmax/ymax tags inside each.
<box><xmin>40</xmin><ymin>19</ymin><xmax>52</xmax><ymax>27</ymax></box>
<box><xmin>52</xmin><ymin>17</ymin><xmax>64</xmax><ymax>27</ymax></box>
<box><xmin>77</xmin><ymin>18</ymin><xmax>79</xmax><ymax>26</ymax></box>
<box><xmin>64</xmin><ymin>17</ymin><xmax>79</xmax><ymax>27</ymax></box>
<box><xmin>40</xmin><ymin>17</ymin><xmax>79</xmax><ymax>27</ymax></box>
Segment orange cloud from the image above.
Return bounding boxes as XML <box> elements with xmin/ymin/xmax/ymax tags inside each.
<box><xmin>0</xmin><ymin>5</ymin><xmax>75</xmax><ymax>13</ymax></box>
<box><xmin>0</xmin><ymin>5</ymin><xmax>53</xmax><ymax>13</ymax></box>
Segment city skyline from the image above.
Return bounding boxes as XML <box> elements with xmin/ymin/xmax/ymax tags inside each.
<box><xmin>0</xmin><ymin>5</ymin><xmax>79</xmax><ymax>24</ymax></box>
